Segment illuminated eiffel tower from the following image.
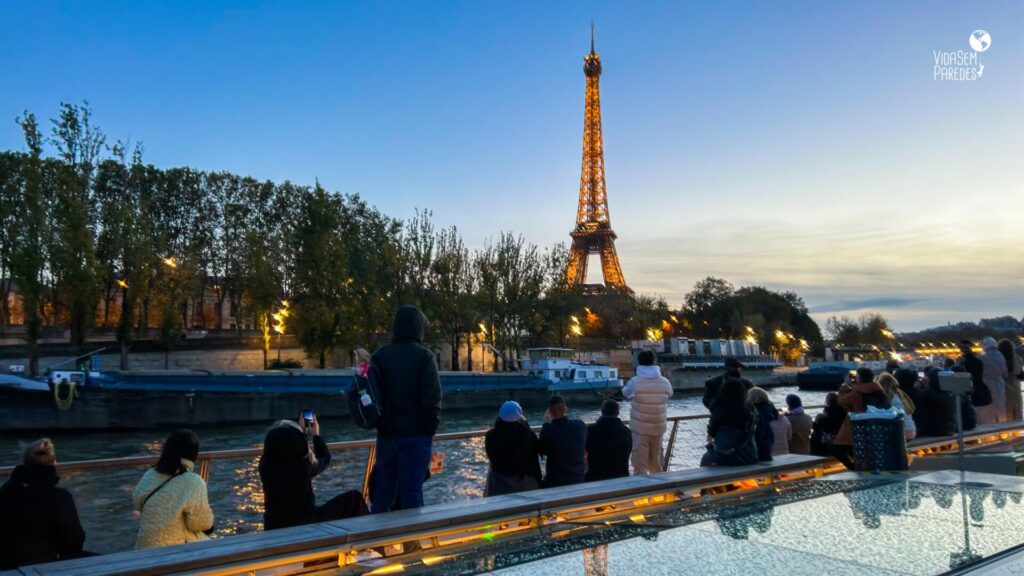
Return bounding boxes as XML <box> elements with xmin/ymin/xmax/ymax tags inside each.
<box><xmin>565</xmin><ymin>25</ymin><xmax>633</xmax><ymax>297</ymax></box>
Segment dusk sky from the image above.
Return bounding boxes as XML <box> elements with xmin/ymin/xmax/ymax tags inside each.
<box><xmin>1</xmin><ymin>2</ymin><xmax>1021</xmax><ymax>331</ymax></box>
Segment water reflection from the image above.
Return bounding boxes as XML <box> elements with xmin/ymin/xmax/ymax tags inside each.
<box><xmin>714</xmin><ymin>501</ymin><xmax>775</xmax><ymax>540</ymax></box>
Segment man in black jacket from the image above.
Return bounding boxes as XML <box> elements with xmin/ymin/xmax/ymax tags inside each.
<box><xmin>0</xmin><ymin>439</ymin><xmax>85</xmax><ymax>569</ymax></box>
<box><xmin>370</xmin><ymin>305</ymin><xmax>442</xmax><ymax>513</ymax></box>
<box><xmin>585</xmin><ymin>400</ymin><xmax>632</xmax><ymax>481</ymax></box>
<box><xmin>957</xmin><ymin>340</ymin><xmax>991</xmax><ymax>409</ymax></box>
<box><xmin>539</xmin><ymin>396</ymin><xmax>587</xmax><ymax>487</ymax></box>
<box><xmin>702</xmin><ymin>357</ymin><xmax>754</xmax><ymax>409</ymax></box>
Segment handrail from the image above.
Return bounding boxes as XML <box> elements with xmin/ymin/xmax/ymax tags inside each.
<box><xmin>0</xmin><ymin>406</ymin><xmax>826</xmax><ymax>477</ymax></box>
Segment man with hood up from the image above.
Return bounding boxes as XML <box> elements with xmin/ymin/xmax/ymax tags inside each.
<box><xmin>369</xmin><ymin>305</ymin><xmax>442</xmax><ymax>513</ymax></box>
<box><xmin>980</xmin><ymin>336</ymin><xmax>1009</xmax><ymax>424</ymax></box>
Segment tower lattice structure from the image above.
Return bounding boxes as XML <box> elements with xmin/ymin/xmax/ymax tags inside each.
<box><xmin>565</xmin><ymin>27</ymin><xmax>633</xmax><ymax>297</ymax></box>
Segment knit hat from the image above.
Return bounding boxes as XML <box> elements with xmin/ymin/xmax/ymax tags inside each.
<box><xmin>785</xmin><ymin>394</ymin><xmax>802</xmax><ymax>410</ymax></box>
<box><xmin>498</xmin><ymin>401</ymin><xmax>524</xmax><ymax>423</ymax></box>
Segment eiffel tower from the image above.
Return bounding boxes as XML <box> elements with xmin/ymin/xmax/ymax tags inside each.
<box><xmin>565</xmin><ymin>25</ymin><xmax>633</xmax><ymax>297</ymax></box>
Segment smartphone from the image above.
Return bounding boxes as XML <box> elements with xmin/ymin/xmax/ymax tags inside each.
<box><xmin>302</xmin><ymin>409</ymin><xmax>314</xmax><ymax>426</ymax></box>
<box><xmin>848</xmin><ymin>370</ymin><xmax>857</xmax><ymax>379</ymax></box>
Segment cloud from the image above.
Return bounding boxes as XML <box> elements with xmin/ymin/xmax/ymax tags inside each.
<box><xmin>809</xmin><ymin>298</ymin><xmax>924</xmax><ymax>314</ymax></box>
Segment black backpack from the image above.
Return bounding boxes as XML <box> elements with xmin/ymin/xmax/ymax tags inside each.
<box><xmin>348</xmin><ymin>360</ymin><xmax>385</xmax><ymax>429</ymax></box>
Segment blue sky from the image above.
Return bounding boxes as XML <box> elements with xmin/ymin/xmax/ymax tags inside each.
<box><xmin>1</xmin><ymin>1</ymin><xmax>1022</xmax><ymax>331</ymax></box>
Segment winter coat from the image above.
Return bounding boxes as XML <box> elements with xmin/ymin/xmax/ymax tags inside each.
<box><xmin>810</xmin><ymin>406</ymin><xmax>847</xmax><ymax>456</ymax></box>
<box><xmin>753</xmin><ymin>403</ymin><xmax>777</xmax><ymax>461</ymax></box>
<box><xmin>769</xmin><ymin>411</ymin><xmax>792</xmax><ymax>456</ymax></box>
<box><xmin>539</xmin><ymin>416</ymin><xmax>587</xmax><ymax>487</ymax></box>
<box><xmin>373</xmin><ymin>305</ymin><xmax>442</xmax><ymax>438</ymax></box>
<box><xmin>703</xmin><ymin>407</ymin><xmax>757</xmax><ymax>467</ymax></box>
<box><xmin>623</xmin><ymin>365</ymin><xmax>674</xmax><ymax>436</ymax></box>
<box><xmin>902</xmin><ymin>369</ymin><xmax>957</xmax><ymax>437</ymax></box>
<box><xmin>959</xmin><ymin>353</ymin><xmax>990</xmax><ymax>406</ymax></box>
<box><xmin>891</xmin><ymin>392</ymin><xmax>917</xmax><ymax>440</ymax></box>
<box><xmin>702</xmin><ymin>374</ymin><xmax>754</xmax><ymax>409</ymax></box>
<box><xmin>585</xmin><ymin>416</ymin><xmax>633</xmax><ymax>481</ymax></box>
<box><xmin>785</xmin><ymin>410</ymin><xmax>813</xmax><ymax>455</ymax></box>
<box><xmin>259</xmin><ymin>428</ymin><xmax>331</xmax><ymax>530</ymax></box>
<box><xmin>485</xmin><ymin>420</ymin><xmax>542</xmax><ymax>495</ymax></box>
<box><xmin>834</xmin><ymin>381</ymin><xmax>891</xmax><ymax>446</ymax></box>
<box><xmin>981</xmin><ymin>344</ymin><xmax>1008</xmax><ymax>407</ymax></box>
<box><xmin>0</xmin><ymin>464</ymin><xmax>85</xmax><ymax>569</ymax></box>
<box><xmin>132</xmin><ymin>459</ymin><xmax>213</xmax><ymax>549</ymax></box>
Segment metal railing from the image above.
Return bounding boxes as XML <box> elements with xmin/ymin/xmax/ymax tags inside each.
<box><xmin>0</xmin><ymin>407</ymin><xmax>824</xmax><ymax>554</ymax></box>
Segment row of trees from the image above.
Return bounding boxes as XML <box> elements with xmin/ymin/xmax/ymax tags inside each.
<box><xmin>1</xmin><ymin>103</ymin><xmax>677</xmax><ymax>375</ymax></box>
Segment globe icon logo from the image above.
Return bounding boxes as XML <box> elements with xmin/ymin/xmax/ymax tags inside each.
<box><xmin>969</xmin><ymin>30</ymin><xmax>991</xmax><ymax>52</ymax></box>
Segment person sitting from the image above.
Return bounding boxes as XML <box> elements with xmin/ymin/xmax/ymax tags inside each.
<box><xmin>832</xmin><ymin>368</ymin><xmax>891</xmax><ymax>469</ymax></box>
<box><xmin>879</xmin><ymin>373</ymin><xmax>917</xmax><ymax>441</ymax></box>
<box><xmin>484</xmin><ymin>401</ymin><xmax>542</xmax><ymax>495</ymax></box>
<box><xmin>810</xmin><ymin>392</ymin><xmax>847</xmax><ymax>456</ymax></box>
<box><xmin>132</xmin><ymin>430</ymin><xmax>214</xmax><ymax>549</ymax></box>
<box><xmin>585</xmin><ymin>400</ymin><xmax>633</xmax><ymax>481</ymax></box>
<box><xmin>538</xmin><ymin>396</ymin><xmax>587</xmax><ymax>487</ymax></box>
<box><xmin>749</xmin><ymin>387</ymin><xmax>786</xmax><ymax>460</ymax></box>
<box><xmin>0</xmin><ymin>439</ymin><xmax>85</xmax><ymax>569</ymax></box>
<box><xmin>623</xmin><ymin>350</ymin><xmax>673</xmax><ymax>474</ymax></box>
<box><xmin>701</xmin><ymin>377</ymin><xmax>758</xmax><ymax>467</ymax></box>
<box><xmin>784</xmin><ymin>394</ymin><xmax>813</xmax><ymax>455</ymax></box>
<box><xmin>259</xmin><ymin>414</ymin><xmax>366</xmax><ymax>530</ymax></box>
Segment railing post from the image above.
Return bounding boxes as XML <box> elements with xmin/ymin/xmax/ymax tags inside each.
<box><xmin>198</xmin><ymin>457</ymin><xmax>211</xmax><ymax>482</ymax></box>
<box><xmin>362</xmin><ymin>444</ymin><xmax>377</xmax><ymax>501</ymax></box>
<box><xmin>663</xmin><ymin>420</ymin><xmax>680</xmax><ymax>470</ymax></box>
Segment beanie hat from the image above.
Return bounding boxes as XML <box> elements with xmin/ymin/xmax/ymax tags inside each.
<box><xmin>785</xmin><ymin>394</ymin><xmax>802</xmax><ymax>410</ymax></box>
<box><xmin>498</xmin><ymin>401</ymin><xmax>524</xmax><ymax>423</ymax></box>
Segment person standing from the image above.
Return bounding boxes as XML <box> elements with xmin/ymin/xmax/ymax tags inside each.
<box><xmin>998</xmin><ymin>339</ymin><xmax>1023</xmax><ymax>421</ymax></box>
<box><xmin>370</xmin><ymin>305</ymin><xmax>442</xmax><ymax>513</ymax></box>
<box><xmin>585</xmin><ymin>400</ymin><xmax>633</xmax><ymax>481</ymax></box>
<box><xmin>484</xmin><ymin>401</ymin><xmax>542</xmax><ymax>495</ymax></box>
<box><xmin>132</xmin><ymin>430</ymin><xmax>214</xmax><ymax>549</ymax></box>
<box><xmin>703</xmin><ymin>357</ymin><xmax>754</xmax><ymax>409</ymax></box>
<box><xmin>980</xmin><ymin>337</ymin><xmax>1008</xmax><ymax>423</ymax></box>
<box><xmin>958</xmin><ymin>340</ymin><xmax>993</xmax><ymax>424</ymax></box>
<box><xmin>784</xmin><ymin>394</ymin><xmax>813</xmax><ymax>455</ymax></box>
<box><xmin>538</xmin><ymin>396</ymin><xmax>587</xmax><ymax>487</ymax></box>
<box><xmin>623</xmin><ymin>350</ymin><xmax>674</xmax><ymax>474</ymax></box>
<box><xmin>0</xmin><ymin>439</ymin><xmax>85</xmax><ymax>569</ymax></box>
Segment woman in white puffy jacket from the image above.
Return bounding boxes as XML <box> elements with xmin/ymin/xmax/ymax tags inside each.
<box><xmin>622</xmin><ymin>350</ymin><xmax>674</xmax><ymax>474</ymax></box>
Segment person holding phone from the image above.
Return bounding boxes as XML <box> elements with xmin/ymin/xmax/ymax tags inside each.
<box><xmin>259</xmin><ymin>413</ymin><xmax>366</xmax><ymax>530</ymax></box>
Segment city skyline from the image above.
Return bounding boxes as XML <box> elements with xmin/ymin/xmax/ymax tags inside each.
<box><xmin>1</xmin><ymin>2</ymin><xmax>1021</xmax><ymax>331</ymax></box>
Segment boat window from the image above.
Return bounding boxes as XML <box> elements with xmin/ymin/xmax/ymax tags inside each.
<box><xmin>595</xmin><ymin>371</ymin><xmax>603</xmax><ymax>378</ymax></box>
<box><xmin>579</xmin><ymin>371</ymin><xmax>587</xmax><ymax>379</ymax></box>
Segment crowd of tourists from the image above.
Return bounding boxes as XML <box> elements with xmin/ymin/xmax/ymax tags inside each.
<box><xmin>2</xmin><ymin>303</ymin><xmax>1022</xmax><ymax>569</ymax></box>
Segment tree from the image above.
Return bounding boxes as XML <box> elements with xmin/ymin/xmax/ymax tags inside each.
<box><xmin>430</xmin><ymin>225</ymin><xmax>475</xmax><ymax>369</ymax></box>
<box><xmin>10</xmin><ymin>113</ymin><xmax>46</xmax><ymax>376</ymax></box>
<box><xmin>682</xmin><ymin>276</ymin><xmax>735</xmax><ymax>337</ymax></box>
<box><xmin>48</xmin><ymin>102</ymin><xmax>105</xmax><ymax>351</ymax></box>
<box><xmin>239</xmin><ymin>231</ymin><xmax>282</xmax><ymax>368</ymax></box>
<box><xmin>290</xmin><ymin>185</ymin><xmax>349</xmax><ymax>368</ymax></box>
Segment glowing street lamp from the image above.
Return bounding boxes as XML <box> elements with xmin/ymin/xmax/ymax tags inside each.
<box><xmin>115</xmin><ymin>279</ymin><xmax>129</xmax><ymax>289</ymax></box>
<box><xmin>161</xmin><ymin>256</ymin><xmax>177</xmax><ymax>268</ymax></box>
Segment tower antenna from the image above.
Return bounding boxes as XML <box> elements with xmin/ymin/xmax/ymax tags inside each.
<box><xmin>590</xmin><ymin>21</ymin><xmax>595</xmax><ymax>53</ymax></box>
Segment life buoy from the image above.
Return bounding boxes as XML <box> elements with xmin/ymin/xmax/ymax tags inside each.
<box><xmin>54</xmin><ymin>379</ymin><xmax>78</xmax><ymax>411</ymax></box>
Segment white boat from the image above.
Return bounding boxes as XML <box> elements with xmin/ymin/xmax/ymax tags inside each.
<box><xmin>519</xmin><ymin>348</ymin><xmax>623</xmax><ymax>397</ymax></box>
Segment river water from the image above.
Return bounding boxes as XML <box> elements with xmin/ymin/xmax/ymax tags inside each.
<box><xmin>0</xmin><ymin>387</ymin><xmax>825</xmax><ymax>554</ymax></box>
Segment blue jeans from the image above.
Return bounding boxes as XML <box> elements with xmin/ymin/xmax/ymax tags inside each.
<box><xmin>370</xmin><ymin>435</ymin><xmax>432</xmax><ymax>513</ymax></box>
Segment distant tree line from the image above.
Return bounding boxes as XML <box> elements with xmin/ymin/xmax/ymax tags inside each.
<box><xmin>676</xmin><ymin>276</ymin><xmax>825</xmax><ymax>362</ymax></box>
<box><xmin>0</xmin><ymin>103</ymin><xmax>680</xmax><ymax>375</ymax></box>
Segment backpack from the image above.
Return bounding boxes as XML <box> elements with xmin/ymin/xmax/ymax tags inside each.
<box><xmin>348</xmin><ymin>359</ymin><xmax>384</xmax><ymax>429</ymax></box>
